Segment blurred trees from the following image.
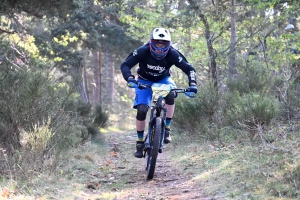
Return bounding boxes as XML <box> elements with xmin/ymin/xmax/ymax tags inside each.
<box><xmin>0</xmin><ymin>0</ymin><xmax>79</xmax><ymax>18</ymax></box>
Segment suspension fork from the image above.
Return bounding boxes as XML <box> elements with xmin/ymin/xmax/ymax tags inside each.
<box><xmin>159</xmin><ymin>107</ymin><xmax>167</xmax><ymax>151</ymax></box>
<box><xmin>145</xmin><ymin>97</ymin><xmax>167</xmax><ymax>151</ymax></box>
<box><xmin>145</xmin><ymin>108</ymin><xmax>166</xmax><ymax>147</ymax></box>
<box><xmin>144</xmin><ymin>105</ymin><xmax>156</xmax><ymax>149</ymax></box>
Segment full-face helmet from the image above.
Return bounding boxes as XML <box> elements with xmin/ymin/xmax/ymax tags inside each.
<box><xmin>150</xmin><ymin>28</ymin><xmax>171</xmax><ymax>60</ymax></box>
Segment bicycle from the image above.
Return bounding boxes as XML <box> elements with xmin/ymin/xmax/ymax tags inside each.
<box><xmin>134</xmin><ymin>82</ymin><xmax>195</xmax><ymax>179</ymax></box>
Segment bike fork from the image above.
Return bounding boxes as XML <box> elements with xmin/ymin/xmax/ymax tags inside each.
<box><xmin>159</xmin><ymin>107</ymin><xmax>167</xmax><ymax>153</ymax></box>
<box><xmin>144</xmin><ymin>107</ymin><xmax>167</xmax><ymax>154</ymax></box>
<box><xmin>144</xmin><ymin>107</ymin><xmax>155</xmax><ymax>150</ymax></box>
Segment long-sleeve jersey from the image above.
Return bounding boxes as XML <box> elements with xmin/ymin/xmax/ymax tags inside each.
<box><xmin>120</xmin><ymin>43</ymin><xmax>197</xmax><ymax>85</ymax></box>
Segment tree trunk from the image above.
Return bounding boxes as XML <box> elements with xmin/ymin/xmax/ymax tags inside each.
<box><xmin>92</xmin><ymin>51</ymin><xmax>102</xmax><ymax>105</ymax></box>
<box><xmin>83</xmin><ymin>58</ymin><xmax>89</xmax><ymax>102</ymax></box>
<box><xmin>188</xmin><ymin>0</ymin><xmax>218</xmax><ymax>89</ymax></box>
<box><xmin>178</xmin><ymin>0</ymin><xmax>185</xmax><ymax>9</ymax></box>
<box><xmin>105</xmin><ymin>51</ymin><xmax>114</xmax><ymax>103</ymax></box>
<box><xmin>228</xmin><ymin>0</ymin><xmax>237</xmax><ymax>79</ymax></box>
<box><xmin>72</xmin><ymin>62</ymin><xmax>89</xmax><ymax>102</ymax></box>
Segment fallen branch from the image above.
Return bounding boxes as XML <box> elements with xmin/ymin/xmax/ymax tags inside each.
<box><xmin>0</xmin><ymin>27</ymin><xmax>16</xmax><ymax>34</ymax></box>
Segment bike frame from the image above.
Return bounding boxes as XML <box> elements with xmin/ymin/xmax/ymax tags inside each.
<box><xmin>144</xmin><ymin>94</ymin><xmax>167</xmax><ymax>152</ymax></box>
<box><xmin>142</xmin><ymin>84</ymin><xmax>186</xmax><ymax>154</ymax></box>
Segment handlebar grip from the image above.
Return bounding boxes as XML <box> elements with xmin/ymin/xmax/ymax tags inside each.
<box><xmin>185</xmin><ymin>92</ymin><xmax>196</xmax><ymax>98</ymax></box>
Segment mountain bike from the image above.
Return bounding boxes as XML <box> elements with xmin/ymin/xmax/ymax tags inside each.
<box><xmin>136</xmin><ymin>82</ymin><xmax>195</xmax><ymax>179</ymax></box>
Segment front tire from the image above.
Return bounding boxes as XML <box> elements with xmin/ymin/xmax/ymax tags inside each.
<box><xmin>146</xmin><ymin>117</ymin><xmax>161</xmax><ymax>179</ymax></box>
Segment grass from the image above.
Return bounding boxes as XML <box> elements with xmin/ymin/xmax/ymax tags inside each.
<box><xmin>1</xmin><ymin>124</ymin><xmax>300</xmax><ymax>199</ymax></box>
<box><xmin>170</xmin><ymin>128</ymin><xmax>300</xmax><ymax>200</ymax></box>
<box><xmin>0</xmin><ymin>134</ymin><xmax>112</xmax><ymax>199</ymax></box>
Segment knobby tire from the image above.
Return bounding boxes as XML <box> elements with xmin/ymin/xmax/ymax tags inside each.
<box><xmin>146</xmin><ymin>117</ymin><xmax>162</xmax><ymax>179</ymax></box>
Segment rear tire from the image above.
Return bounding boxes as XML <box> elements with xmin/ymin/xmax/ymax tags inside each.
<box><xmin>146</xmin><ymin>117</ymin><xmax>161</xmax><ymax>179</ymax></box>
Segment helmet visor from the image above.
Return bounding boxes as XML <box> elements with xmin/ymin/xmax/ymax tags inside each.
<box><xmin>150</xmin><ymin>39</ymin><xmax>170</xmax><ymax>55</ymax></box>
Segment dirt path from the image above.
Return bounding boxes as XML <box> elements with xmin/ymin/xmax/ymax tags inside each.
<box><xmin>76</xmin><ymin>131</ymin><xmax>210</xmax><ymax>200</ymax></box>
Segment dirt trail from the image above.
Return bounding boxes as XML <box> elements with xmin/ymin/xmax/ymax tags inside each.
<box><xmin>81</xmin><ymin>131</ymin><xmax>210</xmax><ymax>200</ymax></box>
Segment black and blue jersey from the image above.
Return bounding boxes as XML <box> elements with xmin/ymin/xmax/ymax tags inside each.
<box><xmin>120</xmin><ymin>43</ymin><xmax>197</xmax><ymax>85</ymax></box>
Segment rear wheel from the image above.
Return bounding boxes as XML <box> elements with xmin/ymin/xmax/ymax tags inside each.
<box><xmin>146</xmin><ymin>117</ymin><xmax>161</xmax><ymax>179</ymax></box>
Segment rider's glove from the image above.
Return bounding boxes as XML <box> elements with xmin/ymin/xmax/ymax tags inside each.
<box><xmin>127</xmin><ymin>77</ymin><xmax>138</xmax><ymax>88</ymax></box>
<box><xmin>185</xmin><ymin>85</ymin><xmax>197</xmax><ymax>98</ymax></box>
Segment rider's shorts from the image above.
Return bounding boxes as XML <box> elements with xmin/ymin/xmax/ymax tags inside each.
<box><xmin>133</xmin><ymin>76</ymin><xmax>176</xmax><ymax>109</ymax></box>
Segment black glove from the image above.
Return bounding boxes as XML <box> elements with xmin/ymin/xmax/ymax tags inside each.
<box><xmin>127</xmin><ymin>77</ymin><xmax>138</xmax><ymax>88</ymax></box>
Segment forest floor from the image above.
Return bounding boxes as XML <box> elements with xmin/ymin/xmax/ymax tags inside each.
<box><xmin>1</xmin><ymin>129</ymin><xmax>213</xmax><ymax>200</ymax></box>
<box><xmin>67</xmin><ymin>130</ymin><xmax>211</xmax><ymax>200</ymax></box>
<box><xmin>3</xmin><ymin>127</ymin><xmax>297</xmax><ymax>199</ymax></box>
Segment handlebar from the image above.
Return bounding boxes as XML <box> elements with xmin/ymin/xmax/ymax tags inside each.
<box><xmin>136</xmin><ymin>82</ymin><xmax>195</xmax><ymax>97</ymax></box>
<box><xmin>137</xmin><ymin>82</ymin><xmax>185</xmax><ymax>92</ymax></box>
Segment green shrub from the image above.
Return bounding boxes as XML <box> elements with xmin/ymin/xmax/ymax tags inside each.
<box><xmin>285</xmin><ymin>83</ymin><xmax>300</xmax><ymax>119</ymax></box>
<box><xmin>76</xmin><ymin>99</ymin><xmax>92</xmax><ymax>116</ymax></box>
<box><xmin>93</xmin><ymin>103</ymin><xmax>109</xmax><ymax>128</ymax></box>
<box><xmin>284</xmin><ymin>164</ymin><xmax>300</xmax><ymax>191</ymax></box>
<box><xmin>227</xmin><ymin>61</ymin><xmax>275</xmax><ymax>95</ymax></box>
<box><xmin>0</xmin><ymin>64</ymin><xmax>107</xmax><ymax>178</ymax></box>
<box><xmin>0</xmin><ymin>67</ymin><xmax>64</xmax><ymax>153</ymax></box>
<box><xmin>224</xmin><ymin>92</ymin><xmax>280</xmax><ymax>129</ymax></box>
<box><xmin>173</xmin><ymin>82</ymin><xmax>219</xmax><ymax>140</ymax></box>
<box><xmin>220</xmin><ymin>90</ymin><xmax>241</xmax><ymax>126</ymax></box>
<box><xmin>64</xmin><ymin>100</ymin><xmax>109</xmax><ymax>140</ymax></box>
<box><xmin>173</xmin><ymin>94</ymin><xmax>202</xmax><ymax>133</ymax></box>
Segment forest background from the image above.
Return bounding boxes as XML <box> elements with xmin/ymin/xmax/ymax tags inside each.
<box><xmin>0</xmin><ymin>0</ymin><xmax>300</xmax><ymax>199</ymax></box>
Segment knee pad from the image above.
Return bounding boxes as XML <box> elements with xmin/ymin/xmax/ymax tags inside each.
<box><xmin>136</xmin><ymin>104</ymin><xmax>149</xmax><ymax>120</ymax></box>
<box><xmin>164</xmin><ymin>91</ymin><xmax>175</xmax><ymax>105</ymax></box>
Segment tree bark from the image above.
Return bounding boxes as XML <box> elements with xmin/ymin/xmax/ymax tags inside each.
<box><xmin>83</xmin><ymin>59</ymin><xmax>89</xmax><ymax>102</ymax></box>
<box><xmin>105</xmin><ymin>51</ymin><xmax>114</xmax><ymax>103</ymax></box>
<box><xmin>72</xmin><ymin>62</ymin><xmax>89</xmax><ymax>102</ymax></box>
<box><xmin>178</xmin><ymin>0</ymin><xmax>185</xmax><ymax>10</ymax></box>
<box><xmin>92</xmin><ymin>51</ymin><xmax>102</xmax><ymax>105</ymax></box>
<box><xmin>228</xmin><ymin>0</ymin><xmax>237</xmax><ymax>79</ymax></box>
<box><xmin>188</xmin><ymin>0</ymin><xmax>218</xmax><ymax>89</ymax></box>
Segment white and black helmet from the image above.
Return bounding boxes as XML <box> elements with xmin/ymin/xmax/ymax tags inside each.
<box><xmin>150</xmin><ymin>28</ymin><xmax>171</xmax><ymax>60</ymax></box>
<box><xmin>150</xmin><ymin>27</ymin><xmax>172</xmax><ymax>42</ymax></box>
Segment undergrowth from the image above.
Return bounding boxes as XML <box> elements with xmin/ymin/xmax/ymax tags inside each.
<box><xmin>171</xmin><ymin>63</ymin><xmax>300</xmax><ymax>199</ymax></box>
<box><xmin>171</xmin><ymin>125</ymin><xmax>300</xmax><ymax>199</ymax></box>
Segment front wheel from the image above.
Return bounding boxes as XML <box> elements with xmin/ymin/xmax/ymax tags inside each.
<box><xmin>146</xmin><ymin>117</ymin><xmax>162</xmax><ymax>179</ymax></box>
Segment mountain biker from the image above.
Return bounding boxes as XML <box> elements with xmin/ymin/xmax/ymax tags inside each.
<box><xmin>120</xmin><ymin>27</ymin><xmax>197</xmax><ymax>158</ymax></box>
